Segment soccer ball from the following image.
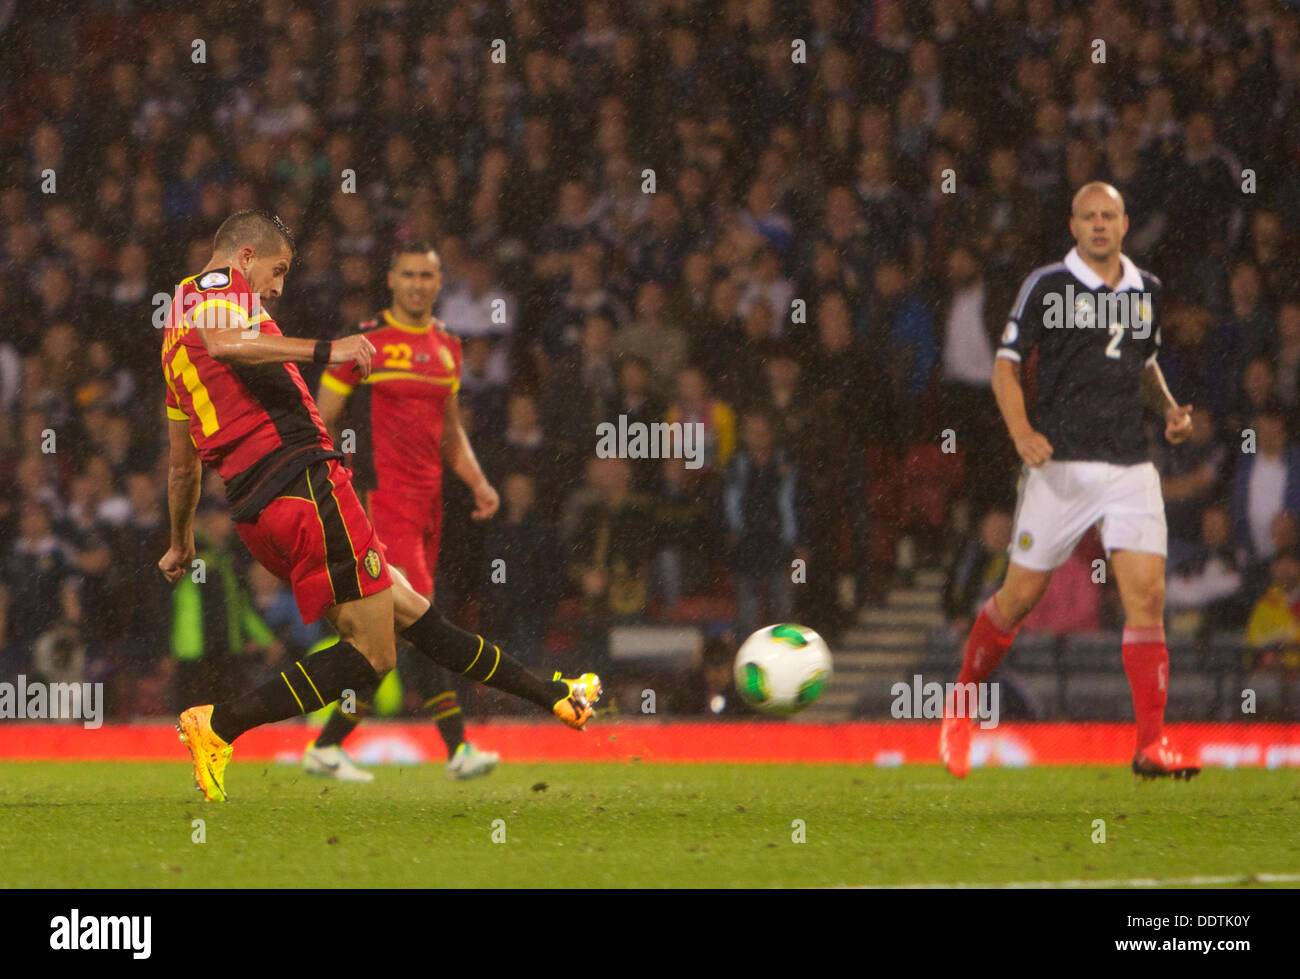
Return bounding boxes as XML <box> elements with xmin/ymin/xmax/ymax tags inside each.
<box><xmin>733</xmin><ymin>623</ymin><xmax>832</xmax><ymax>716</ymax></box>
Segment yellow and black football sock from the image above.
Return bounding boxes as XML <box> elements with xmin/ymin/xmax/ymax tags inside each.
<box><xmin>210</xmin><ymin>641</ymin><xmax>380</xmax><ymax>743</ymax></box>
<box><xmin>314</xmin><ymin>678</ymin><xmax>377</xmax><ymax>749</ymax></box>
<box><xmin>423</xmin><ymin>686</ymin><xmax>466</xmax><ymax>757</ymax></box>
<box><xmin>401</xmin><ymin>606</ymin><xmax>566</xmax><ymax>710</ymax></box>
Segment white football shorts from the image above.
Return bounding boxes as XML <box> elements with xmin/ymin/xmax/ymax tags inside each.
<box><xmin>1009</xmin><ymin>460</ymin><xmax>1167</xmax><ymax>571</ymax></box>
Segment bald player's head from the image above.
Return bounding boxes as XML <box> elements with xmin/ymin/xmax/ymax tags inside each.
<box><xmin>1069</xmin><ymin>181</ymin><xmax>1129</xmax><ymax>264</ymax></box>
<box><xmin>1071</xmin><ymin>181</ymin><xmax>1125</xmax><ymax>216</ymax></box>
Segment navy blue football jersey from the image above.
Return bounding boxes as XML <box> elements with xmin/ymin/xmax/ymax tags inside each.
<box><xmin>997</xmin><ymin>247</ymin><xmax>1163</xmax><ymax>465</ymax></box>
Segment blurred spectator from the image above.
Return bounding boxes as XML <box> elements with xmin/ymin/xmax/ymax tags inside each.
<box><xmin>0</xmin><ymin>503</ymin><xmax>80</xmax><ymax>674</ymax></box>
<box><xmin>457</xmin><ymin>335</ymin><xmax>510</xmax><ymax>437</ymax></box>
<box><xmin>1216</xmin><ymin>262</ymin><xmax>1272</xmax><ymax>373</ymax></box>
<box><xmin>1244</xmin><ymin>548</ymin><xmax>1300</xmax><ymax>670</ymax></box>
<box><xmin>610</xmin><ymin>280</ymin><xmax>688</xmax><ymax>399</ymax></box>
<box><xmin>665</xmin><ymin>365</ymin><xmax>736</xmax><ymax>479</ymax></box>
<box><xmin>565</xmin><ymin>457</ymin><xmax>656</xmax><ymax>660</ymax></box>
<box><xmin>1231</xmin><ymin>406</ymin><xmax>1300</xmax><ymax>568</ymax></box>
<box><xmin>1156</xmin><ymin>406</ymin><xmax>1228</xmax><ymax>563</ymax></box>
<box><xmin>601</xmin><ymin>355</ymin><xmax>664</xmax><ymax>496</ymax></box>
<box><xmin>480</xmin><ymin>472</ymin><xmax>561</xmax><ymax>667</ymax></box>
<box><xmin>1167</xmin><ymin>504</ymin><xmax>1247</xmax><ymax>635</ymax></box>
<box><xmin>480</xmin><ymin>392</ymin><xmax>557</xmax><ymax>501</ymax></box>
<box><xmin>681</xmin><ymin>635</ymin><xmax>747</xmax><ymax>716</ymax></box>
<box><xmin>438</xmin><ymin>253</ymin><xmax>515</xmax><ymax>381</ymax></box>
<box><xmin>862</xmin><ymin>259</ymin><xmax>938</xmax><ymax>441</ymax></box>
<box><xmin>651</xmin><ymin>456</ymin><xmax>717</xmax><ymax>613</ymax></box>
<box><xmin>723</xmin><ymin>411</ymin><xmax>803</xmax><ymax>637</ymax></box>
<box><xmin>937</xmin><ymin>244</ymin><xmax>1008</xmax><ymax>512</ymax></box>
<box><xmin>545</xmin><ymin>314</ymin><xmax>616</xmax><ymax>457</ymax></box>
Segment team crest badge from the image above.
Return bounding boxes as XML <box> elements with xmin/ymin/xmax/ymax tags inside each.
<box><xmin>438</xmin><ymin>347</ymin><xmax>456</xmax><ymax>370</ymax></box>
<box><xmin>197</xmin><ymin>270</ymin><xmax>231</xmax><ymax>291</ymax></box>
<box><xmin>363</xmin><ymin>548</ymin><xmax>382</xmax><ymax>580</ymax></box>
<box><xmin>1018</xmin><ymin>531</ymin><xmax>1033</xmax><ymax>551</ymax></box>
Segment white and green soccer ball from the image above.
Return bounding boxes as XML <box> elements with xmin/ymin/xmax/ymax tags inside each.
<box><xmin>733</xmin><ymin>623</ymin><xmax>832</xmax><ymax>716</ymax></box>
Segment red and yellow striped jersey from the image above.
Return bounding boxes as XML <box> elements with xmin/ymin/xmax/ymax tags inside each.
<box><xmin>161</xmin><ymin>266</ymin><xmax>340</xmax><ymax>521</ymax></box>
<box><xmin>320</xmin><ymin>309</ymin><xmax>462</xmax><ymax>498</ymax></box>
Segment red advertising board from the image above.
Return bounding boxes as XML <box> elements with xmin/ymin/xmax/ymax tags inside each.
<box><xmin>2</xmin><ymin>721</ymin><xmax>1298</xmax><ymax>767</ymax></box>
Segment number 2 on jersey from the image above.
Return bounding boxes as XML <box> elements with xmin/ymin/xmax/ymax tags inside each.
<box><xmin>1105</xmin><ymin>323</ymin><xmax>1123</xmax><ymax>359</ymax></box>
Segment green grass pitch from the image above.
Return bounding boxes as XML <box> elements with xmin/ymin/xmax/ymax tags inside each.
<box><xmin>1</xmin><ymin>761</ymin><xmax>1296</xmax><ymax>888</ymax></box>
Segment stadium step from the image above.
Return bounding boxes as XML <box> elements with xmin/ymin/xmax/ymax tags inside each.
<box><xmin>808</xmin><ymin>571</ymin><xmax>950</xmax><ymax>721</ymax></box>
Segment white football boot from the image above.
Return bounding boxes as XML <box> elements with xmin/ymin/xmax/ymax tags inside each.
<box><xmin>446</xmin><ymin>741</ymin><xmax>500</xmax><ymax>779</ymax></box>
<box><xmin>302</xmin><ymin>742</ymin><xmax>375</xmax><ymax>782</ymax></box>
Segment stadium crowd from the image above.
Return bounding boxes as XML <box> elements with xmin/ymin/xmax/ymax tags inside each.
<box><xmin>2</xmin><ymin>0</ymin><xmax>1299</xmax><ymax>719</ymax></box>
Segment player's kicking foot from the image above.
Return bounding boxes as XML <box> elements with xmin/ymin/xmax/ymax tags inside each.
<box><xmin>552</xmin><ymin>672</ymin><xmax>601</xmax><ymax>730</ymax></box>
<box><xmin>177</xmin><ymin>705</ymin><xmax>233</xmax><ymax>802</ymax></box>
<box><xmin>302</xmin><ymin>742</ymin><xmax>375</xmax><ymax>782</ymax></box>
<box><xmin>939</xmin><ymin>711</ymin><xmax>972</xmax><ymax>779</ymax></box>
<box><xmin>1132</xmin><ymin>736</ymin><xmax>1201</xmax><ymax>780</ymax></box>
<box><xmin>447</xmin><ymin>741</ymin><xmax>499</xmax><ymax>779</ymax></box>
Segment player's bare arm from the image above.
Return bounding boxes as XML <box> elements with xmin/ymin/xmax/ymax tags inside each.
<box><xmin>314</xmin><ymin>382</ymin><xmax>349</xmax><ymax>445</ymax></box>
<box><xmin>992</xmin><ymin>357</ymin><xmax>1053</xmax><ymax>466</ymax></box>
<box><xmin>159</xmin><ymin>415</ymin><xmax>201</xmax><ymax>584</ymax></box>
<box><xmin>193</xmin><ymin>303</ymin><xmax>376</xmax><ymax>378</ymax></box>
<box><xmin>1142</xmin><ymin>361</ymin><xmax>1192</xmax><ymax>444</ymax></box>
<box><xmin>442</xmin><ymin>389</ymin><xmax>499</xmax><ymax>520</ymax></box>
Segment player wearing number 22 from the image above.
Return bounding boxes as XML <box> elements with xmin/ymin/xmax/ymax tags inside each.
<box><xmin>304</xmin><ymin>242</ymin><xmax>503</xmax><ymax>781</ymax></box>
<box><xmin>940</xmin><ymin>182</ymin><xmax>1200</xmax><ymax>781</ymax></box>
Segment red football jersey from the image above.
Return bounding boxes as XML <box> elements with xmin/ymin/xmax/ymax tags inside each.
<box><xmin>321</xmin><ymin>309</ymin><xmax>462</xmax><ymax>497</ymax></box>
<box><xmin>161</xmin><ymin>266</ymin><xmax>340</xmax><ymax>521</ymax></box>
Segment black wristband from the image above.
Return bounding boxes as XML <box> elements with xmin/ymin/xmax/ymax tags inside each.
<box><xmin>313</xmin><ymin>340</ymin><xmax>332</xmax><ymax>364</ymax></box>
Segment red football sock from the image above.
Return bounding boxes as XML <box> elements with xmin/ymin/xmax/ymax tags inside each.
<box><xmin>956</xmin><ymin>595</ymin><xmax>1020</xmax><ymax>686</ymax></box>
<box><xmin>1122</xmin><ymin>626</ymin><xmax>1168</xmax><ymax>751</ymax></box>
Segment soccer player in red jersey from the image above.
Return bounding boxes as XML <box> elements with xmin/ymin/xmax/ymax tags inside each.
<box><xmin>158</xmin><ymin>211</ymin><xmax>600</xmax><ymax>802</ymax></box>
<box><xmin>938</xmin><ymin>184</ymin><xmax>1198</xmax><ymax>781</ymax></box>
<box><xmin>302</xmin><ymin>242</ymin><xmax>502</xmax><ymax>781</ymax></box>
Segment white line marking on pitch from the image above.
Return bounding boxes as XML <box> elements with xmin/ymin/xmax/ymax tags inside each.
<box><xmin>848</xmin><ymin>873</ymin><xmax>1300</xmax><ymax>889</ymax></box>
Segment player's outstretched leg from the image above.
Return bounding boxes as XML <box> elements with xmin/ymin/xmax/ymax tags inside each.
<box><xmin>179</xmin><ymin>638</ymin><xmax>385</xmax><ymax>801</ymax></box>
<box><xmin>303</xmin><ymin>675</ymin><xmax>379</xmax><ymax>782</ymax></box>
<box><xmin>399</xmin><ymin>604</ymin><xmax>600</xmax><ymax>729</ymax></box>
<box><xmin>386</xmin><ymin>566</ymin><xmax>600</xmax><ymax>729</ymax></box>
